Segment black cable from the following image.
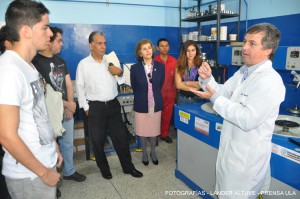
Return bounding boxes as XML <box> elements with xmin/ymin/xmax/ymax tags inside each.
<box><xmin>121</xmin><ymin>105</ymin><xmax>132</xmax><ymax>125</ymax></box>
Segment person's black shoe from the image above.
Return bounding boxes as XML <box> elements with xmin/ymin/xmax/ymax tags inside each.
<box><xmin>150</xmin><ymin>152</ymin><xmax>159</xmax><ymax>165</ymax></box>
<box><xmin>123</xmin><ymin>168</ymin><xmax>143</xmax><ymax>178</ymax></box>
<box><xmin>142</xmin><ymin>160</ymin><xmax>149</xmax><ymax>166</ymax></box>
<box><xmin>161</xmin><ymin>136</ymin><xmax>173</xmax><ymax>143</ymax></box>
<box><xmin>101</xmin><ymin>171</ymin><xmax>112</xmax><ymax>180</ymax></box>
<box><xmin>56</xmin><ymin>188</ymin><xmax>61</xmax><ymax>198</ymax></box>
<box><xmin>152</xmin><ymin>159</ymin><xmax>159</xmax><ymax>165</ymax></box>
<box><xmin>63</xmin><ymin>171</ymin><xmax>86</xmax><ymax>182</ymax></box>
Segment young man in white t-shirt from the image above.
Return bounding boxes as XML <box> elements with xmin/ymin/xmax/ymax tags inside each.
<box><xmin>0</xmin><ymin>1</ymin><xmax>63</xmax><ymax>198</ymax></box>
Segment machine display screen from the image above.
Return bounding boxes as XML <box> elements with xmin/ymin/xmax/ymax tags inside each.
<box><xmin>234</xmin><ymin>50</ymin><xmax>240</xmax><ymax>56</ymax></box>
<box><xmin>290</xmin><ymin>50</ymin><xmax>299</xmax><ymax>58</ymax></box>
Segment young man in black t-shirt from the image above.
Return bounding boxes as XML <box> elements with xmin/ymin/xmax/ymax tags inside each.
<box><xmin>32</xmin><ymin>27</ymin><xmax>86</xmax><ymax>195</ymax></box>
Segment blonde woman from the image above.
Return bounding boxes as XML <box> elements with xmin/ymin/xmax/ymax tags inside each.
<box><xmin>130</xmin><ymin>39</ymin><xmax>165</xmax><ymax>166</ymax></box>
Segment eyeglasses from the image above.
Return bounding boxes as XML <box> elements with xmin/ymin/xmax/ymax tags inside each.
<box><xmin>147</xmin><ymin>73</ymin><xmax>152</xmax><ymax>83</ymax></box>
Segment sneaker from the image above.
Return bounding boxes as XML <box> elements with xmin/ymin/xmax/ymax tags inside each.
<box><xmin>161</xmin><ymin>136</ymin><xmax>173</xmax><ymax>143</ymax></box>
<box><xmin>63</xmin><ymin>171</ymin><xmax>86</xmax><ymax>182</ymax></box>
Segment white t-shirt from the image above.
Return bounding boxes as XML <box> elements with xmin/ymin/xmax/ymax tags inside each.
<box><xmin>0</xmin><ymin>50</ymin><xmax>57</xmax><ymax>179</ymax></box>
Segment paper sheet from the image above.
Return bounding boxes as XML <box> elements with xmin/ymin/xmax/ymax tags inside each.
<box><xmin>123</xmin><ymin>63</ymin><xmax>134</xmax><ymax>86</ymax></box>
<box><xmin>105</xmin><ymin>51</ymin><xmax>123</xmax><ymax>81</ymax></box>
<box><xmin>0</xmin><ymin>22</ymin><xmax>5</xmax><ymax>28</ymax></box>
<box><xmin>106</xmin><ymin>51</ymin><xmax>121</xmax><ymax>68</ymax></box>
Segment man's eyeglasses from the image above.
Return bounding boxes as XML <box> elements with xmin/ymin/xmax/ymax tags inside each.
<box><xmin>147</xmin><ymin>73</ymin><xmax>152</xmax><ymax>83</ymax></box>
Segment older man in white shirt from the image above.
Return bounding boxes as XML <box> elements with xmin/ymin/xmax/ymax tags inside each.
<box><xmin>76</xmin><ymin>31</ymin><xmax>143</xmax><ymax>180</ymax></box>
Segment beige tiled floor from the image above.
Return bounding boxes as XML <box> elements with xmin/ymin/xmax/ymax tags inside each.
<box><xmin>58</xmin><ymin>127</ymin><xmax>200</xmax><ymax>199</ymax></box>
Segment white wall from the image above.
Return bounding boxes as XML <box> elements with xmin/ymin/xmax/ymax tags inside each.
<box><xmin>0</xmin><ymin>0</ymin><xmax>299</xmax><ymax>27</ymax></box>
<box><xmin>247</xmin><ymin>0</ymin><xmax>300</xmax><ymax>19</ymax></box>
<box><xmin>0</xmin><ymin>0</ymin><xmax>181</xmax><ymax>27</ymax></box>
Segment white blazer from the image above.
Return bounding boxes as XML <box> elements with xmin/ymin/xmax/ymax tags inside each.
<box><xmin>202</xmin><ymin>60</ymin><xmax>286</xmax><ymax>199</ymax></box>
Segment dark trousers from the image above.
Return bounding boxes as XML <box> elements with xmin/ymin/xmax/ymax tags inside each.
<box><xmin>88</xmin><ymin>99</ymin><xmax>134</xmax><ymax>174</ymax></box>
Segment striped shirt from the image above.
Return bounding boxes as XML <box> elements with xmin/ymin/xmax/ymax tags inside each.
<box><xmin>240</xmin><ymin>59</ymin><xmax>268</xmax><ymax>82</ymax></box>
<box><xmin>210</xmin><ymin>59</ymin><xmax>269</xmax><ymax>103</ymax></box>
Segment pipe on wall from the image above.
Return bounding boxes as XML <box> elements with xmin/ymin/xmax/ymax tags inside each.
<box><xmin>44</xmin><ymin>0</ymin><xmax>179</xmax><ymax>9</ymax></box>
<box><xmin>184</xmin><ymin>0</ymin><xmax>219</xmax><ymax>10</ymax></box>
<box><xmin>243</xmin><ymin>0</ymin><xmax>248</xmax><ymax>30</ymax></box>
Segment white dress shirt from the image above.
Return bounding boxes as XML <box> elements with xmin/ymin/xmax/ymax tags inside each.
<box><xmin>76</xmin><ymin>54</ymin><xmax>125</xmax><ymax>111</ymax></box>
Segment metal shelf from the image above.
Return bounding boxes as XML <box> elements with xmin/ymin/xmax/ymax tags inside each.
<box><xmin>196</xmin><ymin>40</ymin><xmax>233</xmax><ymax>43</ymax></box>
<box><xmin>179</xmin><ymin>0</ymin><xmax>241</xmax><ymax>83</ymax></box>
<box><xmin>182</xmin><ymin>13</ymin><xmax>239</xmax><ymax>22</ymax></box>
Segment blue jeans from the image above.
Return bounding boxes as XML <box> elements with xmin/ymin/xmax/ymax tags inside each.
<box><xmin>58</xmin><ymin>117</ymin><xmax>75</xmax><ymax>176</ymax></box>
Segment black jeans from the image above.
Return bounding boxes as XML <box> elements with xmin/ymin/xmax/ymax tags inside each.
<box><xmin>88</xmin><ymin>99</ymin><xmax>134</xmax><ymax>173</ymax></box>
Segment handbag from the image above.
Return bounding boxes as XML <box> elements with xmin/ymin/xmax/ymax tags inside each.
<box><xmin>44</xmin><ymin>84</ymin><xmax>65</xmax><ymax>137</ymax></box>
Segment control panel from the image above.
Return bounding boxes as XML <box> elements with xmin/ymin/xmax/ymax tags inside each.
<box><xmin>231</xmin><ymin>47</ymin><xmax>244</xmax><ymax>66</ymax></box>
<box><xmin>286</xmin><ymin>47</ymin><xmax>300</xmax><ymax>70</ymax></box>
<box><xmin>117</xmin><ymin>94</ymin><xmax>134</xmax><ymax>106</ymax></box>
<box><xmin>117</xmin><ymin>94</ymin><xmax>134</xmax><ymax>112</ymax></box>
<box><xmin>117</xmin><ymin>94</ymin><xmax>135</xmax><ymax>138</ymax></box>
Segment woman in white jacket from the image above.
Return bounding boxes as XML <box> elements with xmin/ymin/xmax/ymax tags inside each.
<box><xmin>192</xmin><ymin>23</ymin><xmax>285</xmax><ymax>199</ymax></box>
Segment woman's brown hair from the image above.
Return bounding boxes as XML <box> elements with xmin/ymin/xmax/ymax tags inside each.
<box><xmin>134</xmin><ymin>39</ymin><xmax>156</xmax><ymax>62</ymax></box>
<box><xmin>176</xmin><ymin>40</ymin><xmax>202</xmax><ymax>77</ymax></box>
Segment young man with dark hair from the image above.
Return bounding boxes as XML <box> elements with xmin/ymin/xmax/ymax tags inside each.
<box><xmin>32</xmin><ymin>26</ymin><xmax>86</xmax><ymax>185</ymax></box>
<box><xmin>154</xmin><ymin>38</ymin><xmax>177</xmax><ymax>143</ymax></box>
<box><xmin>0</xmin><ymin>1</ymin><xmax>62</xmax><ymax>198</ymax></box>
<box><xmin>0</xmin><ymin>25</ymin><xmax>13</xmax><ymax>54</ymax></box>
<box><xmin>0</xmin><ymin>24</ymin><xmax>13</xmax><ymax>199</ymax></box>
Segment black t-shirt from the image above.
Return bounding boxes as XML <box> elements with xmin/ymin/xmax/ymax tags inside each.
<box><xmin>32</xmin><ymin>53</ymin><xmax>69</xmax><ymax>101</ymax></box>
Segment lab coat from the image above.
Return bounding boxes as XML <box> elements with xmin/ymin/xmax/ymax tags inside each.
<box><xmin>201</xmin><ymin>60</ymin><xmax>285</xmax><ymax>199</ymax></box>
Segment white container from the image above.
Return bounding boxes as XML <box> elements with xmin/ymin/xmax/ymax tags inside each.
<box><xmin>182</xmin><ymin>34</ymin><xmax>188</xmax><ymax>42</ymax></box>
<box><xmin>214</xmin><ymin>4</ymin><xmax>225</xmax><ymax>12</ymax></box>
<box><xmin>188</xmin><ymin>32</ymin><xmax>193</xmax><ymax>40</ymax></box>
<box><xmin>220</xmin><ymin>26</ymin><xmax>227</xmax><ymax>40</ymax></box>
<box><xmin>199</xmin><ymin>35</ymin><xmax>207</xmax><ymax>41</ymax></box>
<box><xmin>211</xmin><ymin>27</ymin><xmax>217</xmax><ymax>36</ymax></box>
<box><xmin>211</xmin><ymin>27</ymin><xmax>217</xmax><ymax>40</ymax></box>
<box><xmin>193</xmin><ymin>31</ymin><xmax>199</xmax><ymax>41</ymax></box>
<box><xmin>220</xmin><ymin>4</ymin><xmax>225</xmax><ymax>12</ymax></box>
<box><xmin>229</xmin><ymin>34</ymin><xmax>237</xmax><ymax>41</ymax></box>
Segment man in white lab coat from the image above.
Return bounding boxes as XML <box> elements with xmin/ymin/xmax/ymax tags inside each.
<box><xmin>192</xmin><ymin>23</ymin><xmax>286</xmax><ymax>199</ymax></box>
